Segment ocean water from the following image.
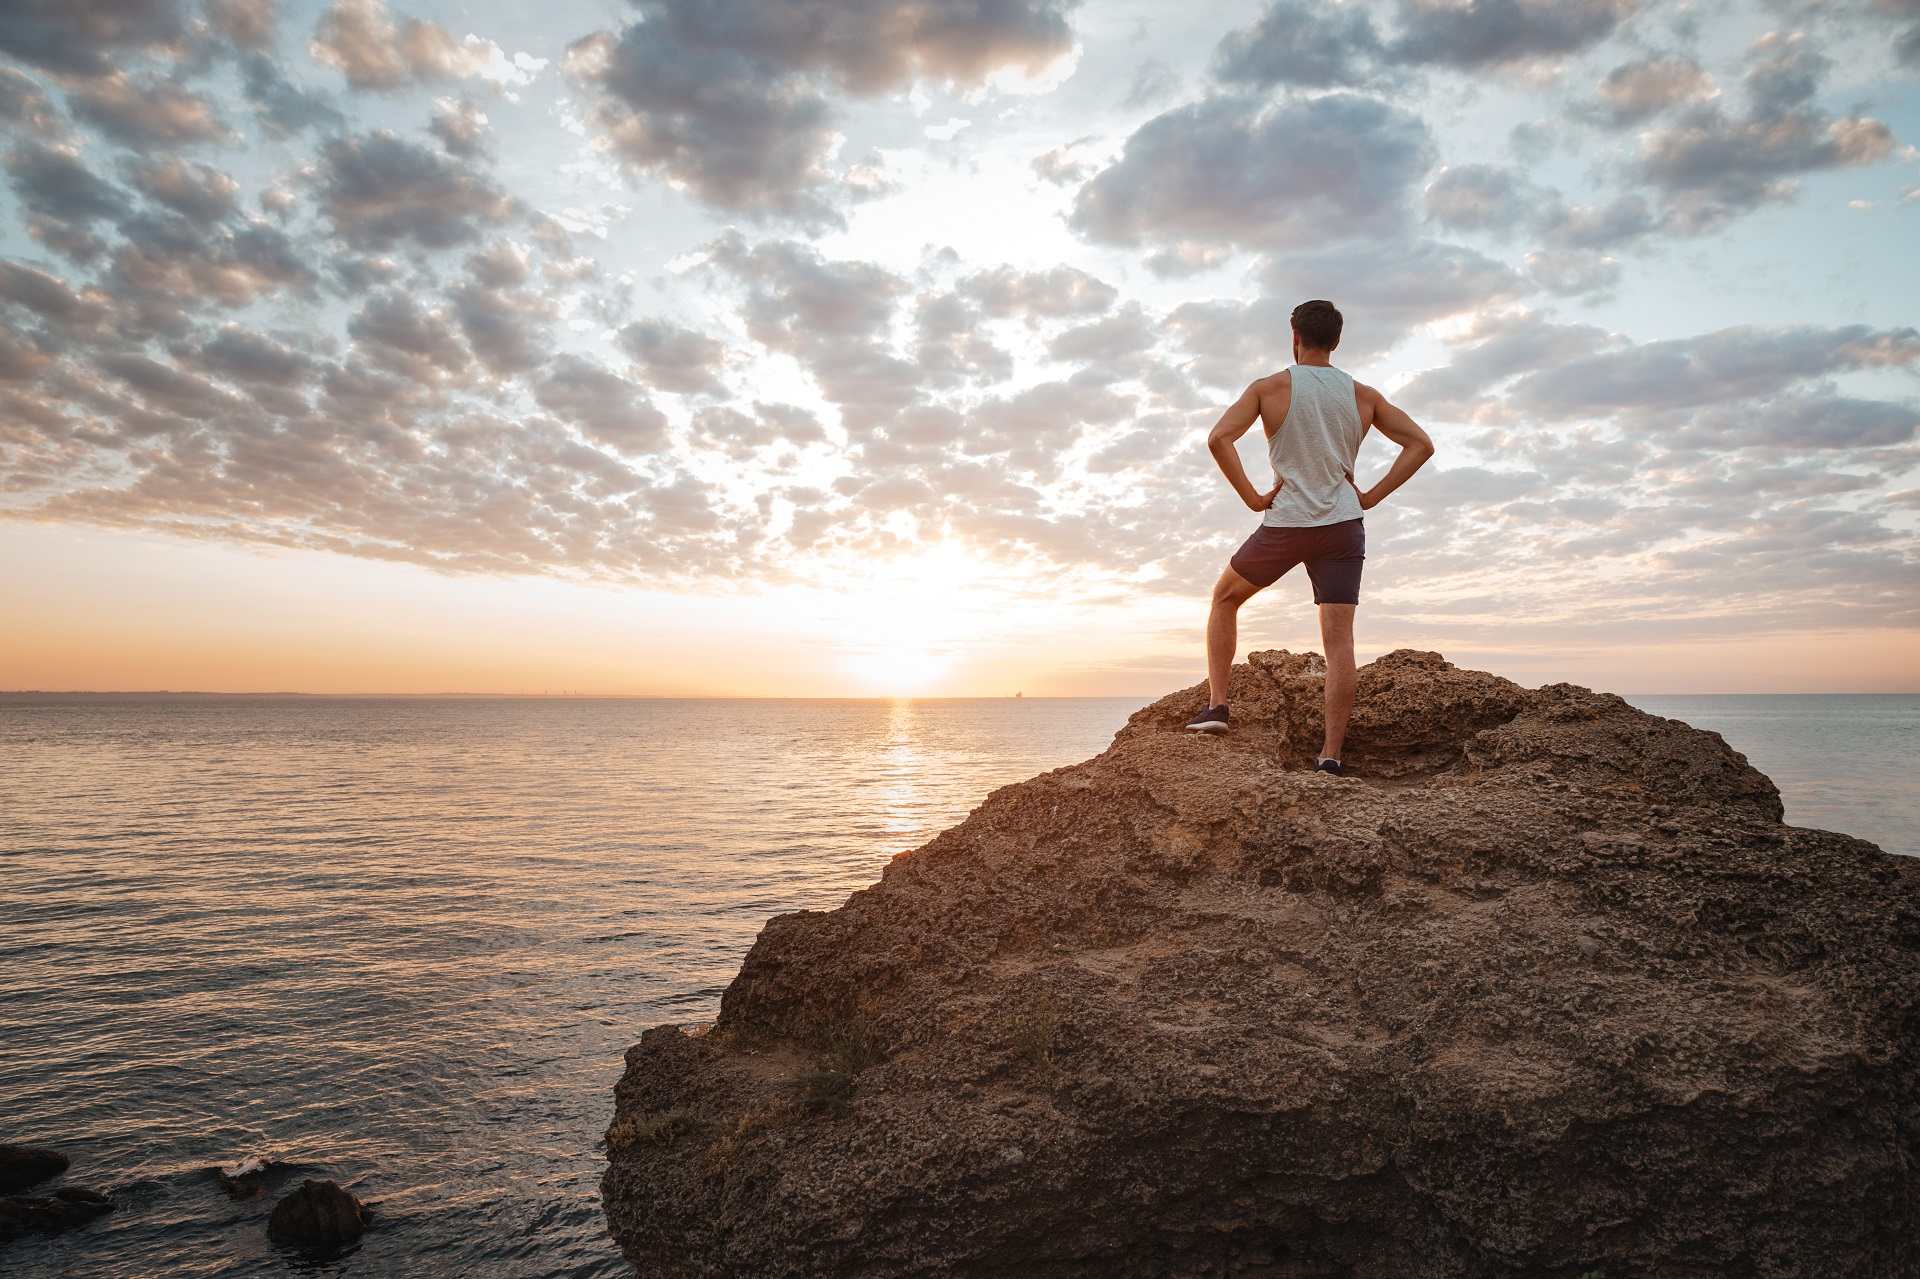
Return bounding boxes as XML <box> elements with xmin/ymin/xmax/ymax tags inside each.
<box><xmin>1</xmin><ymin>693</ymin><xmax>1913</xmax><ymax>1278</ymax></box>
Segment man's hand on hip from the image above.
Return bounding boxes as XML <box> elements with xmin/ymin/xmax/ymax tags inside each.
<box><xmin>1248</xmin><ymin>479</ymin><xmax>1283</xmax><ymax>512</ymax></box>
<box><xmin>1345</xmin><ymin>471</ymin><xmax>1378</xmax><ymax>511</ymax></box>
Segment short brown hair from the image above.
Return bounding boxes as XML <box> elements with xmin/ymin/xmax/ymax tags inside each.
<box><xmin>1291</xmin><ymin>299</ymin><xmax>1342</xmax><ymax>351</ymax></box>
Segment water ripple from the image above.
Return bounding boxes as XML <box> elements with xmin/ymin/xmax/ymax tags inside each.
<box><xmin>0</xmin><ymin>696</ymin><xmax>1135</xmax><ymax>1277</ymax></box>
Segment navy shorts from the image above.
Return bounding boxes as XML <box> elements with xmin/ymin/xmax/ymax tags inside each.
<box><xmin>1229</xmin><ymin>518</ymin><xmax>1365</xmax><ymax>604</ymax></box>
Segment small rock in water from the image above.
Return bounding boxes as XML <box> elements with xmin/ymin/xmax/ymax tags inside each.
<box><xmin>211</xmin><ymin>1158</ymin><xmax>291</xmax><ymax>1200</ymax></box>
<box><xmin>0</xmin><ymin>1186</ymin><xmax>113</xmax><ymax>1245</ymax></box>
<box><xmin>267</xmin><ymin>1179</ymin><xmax>370</xmax><ymax>1250</ymax></box>
<box><xmin>0</xmin><ymin>1144</ymin><xmax>70</xmax><ymax>1194</ymax></box>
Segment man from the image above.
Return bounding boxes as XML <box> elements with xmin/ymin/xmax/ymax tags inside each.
<box><xmin>1184</xmin><ymin>299</ymin><xmax>1434</xmax><ymax>775</ymax></box>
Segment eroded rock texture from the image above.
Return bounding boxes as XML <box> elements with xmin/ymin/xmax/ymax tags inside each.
<box><xmin>602</xmin><ymin>651</ymin><xmax>1920</xmax><ymax>1278</ymax></box>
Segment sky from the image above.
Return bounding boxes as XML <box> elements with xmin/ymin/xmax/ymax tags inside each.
<box><xmin>1</xmin><ymin>0</ymin><xmax>1918</xmax><ymax>697</ymax></box>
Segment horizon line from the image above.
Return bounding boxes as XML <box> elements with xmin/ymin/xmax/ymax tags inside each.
<box><xmin>4</xmin><ymin>689</ymin><xmax>1916</xmax><ymax>700</ymax></box>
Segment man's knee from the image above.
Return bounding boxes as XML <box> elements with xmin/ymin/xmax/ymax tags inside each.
<box><xmin>1213</xmin><ymin>567</ymin><xmax>1259</xmax><ymax>608</ymax></box>
<box><xmin>1318</xmin><ymin>603</ymin><xmax>1356</xmax><ymax>639</ymax></box>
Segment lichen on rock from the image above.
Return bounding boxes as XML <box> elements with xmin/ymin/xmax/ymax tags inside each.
<box><xmin>601</xmin><ymin>650</ymin><xmax>1920</xmax><ymax>1277</ymax></box>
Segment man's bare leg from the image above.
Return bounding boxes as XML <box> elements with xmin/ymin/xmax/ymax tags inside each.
<box><xmin>1206</xmin><ymin>566</ymin><xmax>1262</xmax><ymax>707</ymax></box>
<box><xmin>1318</xmin><ymin>603</ymin><xmax>1357</xmax><ymax>761</ymax></box>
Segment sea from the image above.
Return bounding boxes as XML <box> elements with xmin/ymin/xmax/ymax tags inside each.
<box><xmin>2</xmin><ymin>693</ymin><xmax>1914</xmax><ymax>1277</ymax></box>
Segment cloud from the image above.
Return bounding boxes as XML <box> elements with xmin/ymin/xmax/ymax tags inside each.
<box><xmin>1268</xmin><ymin>239</ymin><xmax>1527</xmax><ymax>357</ymax></box>
<box><xmin>564</xmin><ymin>0</ymin><xmax>1078</xmax><ymax>224</ymax></box>
<box><xmin>1069</xmin><ymin>93</ymin><xmax>1431</xmax><ymax>253</ymax></box>
<box><xmin>108</xmin><ymin>213</ymin><xmax>316</xmax><ymax>315</ymax></box>
<box><xmin>0</xmin><ymin>67</ymin><xmax>62</xmax><ymax>134</ymax></box>
<box><xmin>1671</xmin><ymin>392</ymin><xmax>1920</xmax><ymax>450</ymax></box>
<box><xmin>1209</xmin><ymin>0</ymin><xmax>1632</xmax><ymax>92</ymax></box>
<box><xmin>0</xmin><ymin>255</ymin><xmax>98</xmax><ymax>314</ymax></box>
<box><xmin>1743</xmin><ymin>30</ymin><xmax>1828</xmax><ymax>114</ymax></box>
<box><xmin>1424</xmin><ymin>164</ymin><xmax>1538</xmax><ymax>233</ymax></box>
<box><xmin>6</xmin><ymin>142</ymin><xmax>128</xmax><ymax>226</ymax></box>
<box><xmin>194</xmin><ymin>326</ymin><xmax>315</xmax><ymax>386</ymax></box>
<box><xmin>310</xmin><ymin>0</ymin><xmax>498</xmax><ymax>90</ymax></box>
<box><xmin>204</xmin><ymin>0</ymin><xmax>277</xmax><ymax>51</ymax></box>
<box><xmin>534</xmin><ymin>354</ymin><xmax>669</xmax><ymax>452</ymax></box>
<box><xmin>347</xmin><ymin>290</ymin><xmax>470</xmax><ymax>381</ymax></box>
<box><xmin>1030</xmin><ymin>135</ymin><xmax>1098</xmax><ymax>186</ymax></box>
<box><xmin>237</xmin><ymin>52</ymin><xmax>344</xmax><ymax>137</ymax></box>
<box><xmin>1383</xmin><ymin>0</ymin><xmax>1635</xmax><ymax>70</ymax></box>
<box><xmin>314</xmin><ymin>131</ymin><xmax>518</xmax><ymax>251</ymax></box>
<box><xmin>1589</xmin><ymin>54</ymin><xmax>1717</xmax><ymax>126</ymax></box>
<box><xmin>66</xmin><ymin>73</ymin><xmax>230</xmax><ymax>147</ymax></box>
<box><xmin>689</xmin><ymin>401</ymin><xmax>827</xmax><ymax>461</ymax></box>
<box><xmin>428</xmin><ymin>97</ymin><xmax>489</xmax><ymax>157</ymax></box>
<box><xmin>1121</xmin><ymin>58</ymin><xmax>1178</xmax><ymax>108</ymax></box>
<box><xmin>956</xmin><ymin>265</ymin><xmax>1116</xmax><ymax>323</ymax></box>
<box><xmin>451</xmin><ymin>280</ymin><xmax>552</xmax><ymax>377</ymax></box>
<box><xmin>618</xmin><ymin>319</ymin><xmax>729</xmax><ymax>397</ymax></box>
<box><xmin>1504</xmin><ymin>324</ymin><xmax>1920</xmax><ymax>418</ymax></box>
<box><xmin>1046</xmin><ymin>300</ymin><xmax>1157</xmax><ymax>371</ymax></box>
<box><xmin>911</xmin><ymin>291</ymin><xmax>1013</xmax><ymax>391</ymax></box>
<box><xmin>1638</xmin><ymin>106</ymin><xmax>1895</xmax><ymax>230</ymax></box>
<box><xmin>1395</xmin><ymin>311</ymin><xmax>1617</xmax><ymax>420</ymax></box>
<box><xmin>1632</xmin><ymin>33</ymin><xmax>1895</xmax><ymax>232</ymax></box>
<box><xmin>1538</xmin><ymin>193</ymin><xmax>1658</xmax><ymax>250</ymax></box>
<box><xmin>5</xmin><ymin>141</ymin><xmax>130</xmax><ymax>261</ymax></box>
<box><xmin>1212</xmin><ymin>0</ymin><xmax>1385</xmax><ymax>88</ymax></box>
<box><xmin>0</xmin><ymin>0</ymin><xmax>189</xmax><ymax>78</ymax></box>
<box><xmin>128</xmin><ymin>157</ymin><xmax>239</xmax><ymax>222</ymax></box>
<box><xmin>1524</xmin><ymin>250</ymin><xmax>1621</xmax><ymax>298</ymax></box>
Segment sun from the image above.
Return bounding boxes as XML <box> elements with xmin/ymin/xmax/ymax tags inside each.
<box><xmin>812</xmin><ymin>540</ymin><xmax>1004</xmax><ymax>696</ymax></box>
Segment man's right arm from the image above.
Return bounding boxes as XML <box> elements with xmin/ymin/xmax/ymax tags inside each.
<box><xmin>1350</xmin><ymin>384</ymin><xmax>1434</xmax><ymax>511</ymax></box>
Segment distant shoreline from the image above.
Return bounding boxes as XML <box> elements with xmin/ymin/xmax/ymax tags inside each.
<box><xmin>3</xmin><ymin>690</ymin><xmax>1915</xmax><ymax>701</ymax></box>
<box><xmin>0</xmin><ymin>691</ymin><xmax>1141</xmax><ymax>701</ymax></box>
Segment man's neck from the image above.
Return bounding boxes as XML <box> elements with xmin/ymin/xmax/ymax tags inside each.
<box><xmin>1295</xmin><ymin>350</ymin><xmax>1334</xmax><ymax>367</ymax></box>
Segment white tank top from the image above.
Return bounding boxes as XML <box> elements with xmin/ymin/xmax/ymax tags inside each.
<box><xmin>1262</xmin><ymin>363</ymin><xmax>1367</xmax><ymax>528</ymax></box>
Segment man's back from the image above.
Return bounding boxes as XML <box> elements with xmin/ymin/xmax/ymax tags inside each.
<box><xmin>1261</xmin><ymin>364</ymin><xmax>1367</xmax><ymax>529</ymax></box>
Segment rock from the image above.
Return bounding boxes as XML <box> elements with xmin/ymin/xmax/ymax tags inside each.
<box><xmin>0</xmin><ymin>1186</ymin><xmax>113</xmax><ymax>1245</ymax></box>
<box><xmin>0</xmin><ymin>1144</ymin><xmax>69</xmax><ymax>1194</ymax></box>
<box><xmin>266</xmin><ymin>1179</ymin><xmax>370</xmax><ymax>1250</ymax></box>
<box><xmin>210</xmin><ymin>1158</ymin><xmax>294</xmax><ymax>1200</ymax></box>
<box><xmin>601</xmin><ymin>650</ymin><xmax>1920</xmax><ymax>1278</ymax></box>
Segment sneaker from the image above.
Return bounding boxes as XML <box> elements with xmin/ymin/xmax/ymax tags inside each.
<box><xmin>1315</xmin><ymin>757</ymin><xmax>1345</xmax><ymax>776</ymax></box>
<box><xmin>1185</xmin><ymin>704</ymin><xmax>1230</xmax><ymax>734</ymax></box>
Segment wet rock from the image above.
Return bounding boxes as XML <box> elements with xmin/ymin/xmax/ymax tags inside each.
<box><xmin>0</xmin><ymin>1144</ymin><xmax>69</xmax><ymax>1194</ymax></box>
<box><xmin>210</xmin><ymin>1158</ymin><xmax>294</xmax><ymax>1200</ymax></box>
<box><xmin>267</xmin><ymin>1179</ymin><xmax>370</xmax><ymax>1250</ymax></box>
<box><xmin>0</xmin><ymin>1186</ymin><xmax>113</xmax><ymax>1245</ymax></box>
<box><xmin>602</xmin><ymin>650</ymin><xmax>1920</xmax><ymax>1278</ymax></box>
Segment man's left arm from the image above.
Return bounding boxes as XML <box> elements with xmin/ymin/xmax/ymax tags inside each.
<box><xmin>1348</xmin><ymin>384</ymin><xmax>1434</xmax><ymax>510</ymax></box>
<box><xmin>1207</xmin><ymin>380</ymin><xmax>1281</xmax><ymax>513</ymax></box>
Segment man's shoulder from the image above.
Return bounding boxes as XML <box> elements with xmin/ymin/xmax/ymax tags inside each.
<box><xmin>1254</xmin><ymin>368</ymin><xmax>1292</xmax><ymax>394</ymax></box>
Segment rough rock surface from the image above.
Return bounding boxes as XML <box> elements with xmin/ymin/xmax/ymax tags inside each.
<box><xmin>0</xmin><ymin>1144</ymin><xmax>69</xmax><ymax>1195</ymax></box>
<box><xmin>602</xmin><ymin>651</ymin><xmax>1920</xmax><ymax>1278</ymax></box>
<box><xmin>267</xmin><ymin>1179</ymin><xmax>370</xmax><ymax>1249</ymax></box>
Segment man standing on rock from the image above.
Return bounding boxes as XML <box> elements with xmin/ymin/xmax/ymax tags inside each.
<box><xmin>1184</xmin><ymin>300</ymin><xmax>1434</xmax><ymax>773</ymax></box>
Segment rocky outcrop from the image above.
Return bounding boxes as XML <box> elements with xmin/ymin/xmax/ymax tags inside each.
<box><xmin>602</xmin><ymin>651</ymin><xmax>1920</xmax><ymax>1278</ymax></box>
<box><xmin>267</xmin><ymin>1179</ymin><xmax>370</xmax><ymax>1250</ymax></box>
<box><xmin>0</xmin><ymin>1145</ymin><xmax>69</xmax><ymax>1195</ymax></box>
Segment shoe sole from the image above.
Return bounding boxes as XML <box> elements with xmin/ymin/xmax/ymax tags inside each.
<box><xmin>1186</xmin><ymin>722</ymin><xmax>1228</xmax><ymax>734</ymax></box>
